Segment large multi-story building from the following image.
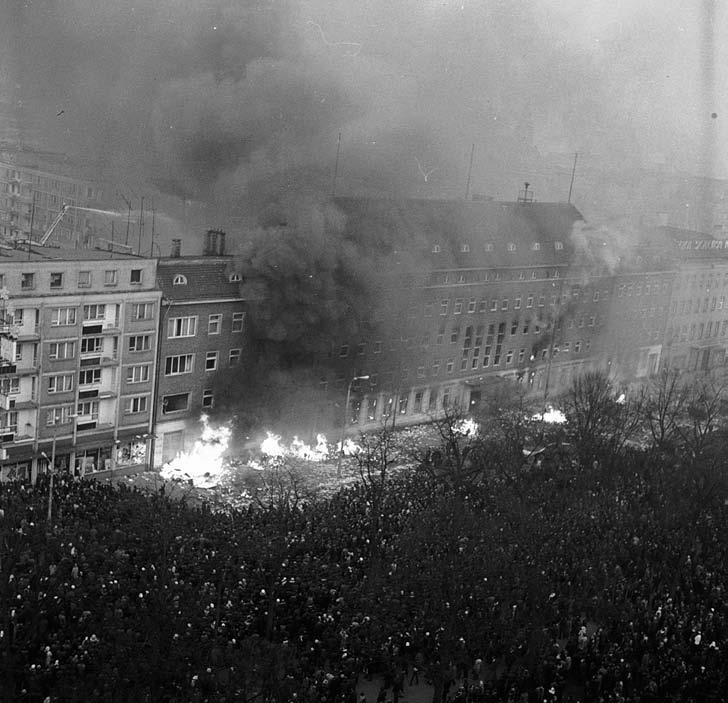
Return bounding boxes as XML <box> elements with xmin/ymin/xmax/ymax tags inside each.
<box><xmin>0</xmin><ymin>147</ymin><xmax>108</xmax><ymax>245</ymax></box>
<box><xmin>152</xmin><ymin>231</ymin><xmax>246</xmax><ymax>467</ymax></box>
<box><xmin>0</xmin><ymin>247</ymin><xmax>160</xmax><ymax>481</ymax></box>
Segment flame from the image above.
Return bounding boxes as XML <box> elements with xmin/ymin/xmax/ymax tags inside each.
<box><xmin>532</xmin><ymin>406</ymin><xmax>567</xmax><ymax>424</ymax></box>
<box><xmin>160</xmin><ymin>414</ymin><xmax>232</xmax><ymax>488</ymax></box>
<box><xmin>259</xmin><ymin>431</ymin><xmax>361</xmax><ymax>462</ymax></box>
<box><xmin>455</xmin><ymin>418</ymin><xmax>479</xmax><ymax>437</ymax></box>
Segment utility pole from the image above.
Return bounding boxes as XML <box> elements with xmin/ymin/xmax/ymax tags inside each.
<box><xmin>137</xmin><ymin>196</ymin><xmax>144</xmax><ymax>255</ymax></box>
<box><xmin>331</xmin><ymin>132</ymin><xmax>342</xmax><ymax>197</ymax></box>
<box><xmin>464</xmin><ymin>143</ymin><xmax>475</xmax><ymax>200</ymax></box>
<box><xmin>567</xmin><ymin>152</ymin><xmax>578</xmax><ymax>204</ymax></box>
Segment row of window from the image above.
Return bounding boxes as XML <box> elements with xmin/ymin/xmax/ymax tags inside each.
<box><xmin>431</xmin><ymin>240</ymin><xmax>565</xmax><ymax>254</ymax></box>
<box><xmin>617</xmin><ymin>281</ymin><xmax>669</xmax><ymax>297</ymax></box>
<box><xmin>432</xmin><ymin>268</ymin><xmax>568</xmax><ymax>286</ymax></box>
<box><xmin>673</xmin><ymin>296</ymin><xmax>726</xmax><ymax>316</ymax></box>
<box><xmin>427</xmin><ymin>290</ymin><xmax>599</xmax><ymax>317</ymax></box>
<box><xmin>165</xmin><ymin>350</ymin><xmax>241</xmax><ymax>374</ymax></box>
<box><xmin>45</xmin><ymin>365</ymin><xmax>153</xmax><ymax>393</ymax></box>
<box><xmin>167</xmin><ymin>313</ymin><xmax>245</xmax><ymax>338</ymax></box>
<box><xmin>8</xmin><ymin>268</ymin><xmax>143</xmax><ymax>291</ymax></box>
<box><xmin>668</xmin><ymin>319</ymin><xmax>728</xmax><ymax>343</ymax></box>
<box><xmin>172</xmin><ymin>273</ymin><xmax>241</xmax><ymax>285</ymax></box>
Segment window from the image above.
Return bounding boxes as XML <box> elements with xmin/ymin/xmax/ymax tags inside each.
<box><xmin>532</xmin><ymin>242</ymin><xmax>541</xmax><ymax>251</ymax></box>
<box><xmin>104</xmin><ymin>270</ymin><xmax>118</xmax><ymax>286</ymax></box>
<box><xmin>526</xmin><ymin>295</ymin><xmax>534</xmax><ymax>308</ymax></box>
<box><xmin>467</xmin><ymin>298</ymin><xmax>477</xmax><ymax>313</ymax></box>
<box><xmin>484</xmin><ymin>241</ymin><xmax>494</xmax><ymax>251</ymax></box>
<box><xmin>507</xmin><ymin>243</ymin><xmax>516</xmax><ymax>251</ymax></box>
<box><xmin>132</xmin><ymin>303</ymin><xmax>154</xmax><ymax>320</ymax></box>
<box><xmin>173</xmin><ymin>274</ymin><xmax>188</xmax><ymax>285</ymax></box>
<box><xmin>208</xmin><ymin>314</ymin><xmax>222</xmax><ymax>334</ymax></box>
<box><xmin>51</xmin><ymin>307</ymin><xmax>77</xmax><ymax>326</ymax></box>
<box><xmin>78</xmin><ymin>270</ymin><xmax>91</xmax><ymax>288</ymax></box>
<box><xmin>128</xmin><ymin>335</ymin><xmax>151</xmax><ymax>353</ymax></box>
<box><xmin>460</xmin><ymin>243</ymin><xmax>470</xmax><ymax>253</ymax></box>
<box><xmin>46</xmin><ymin>405</ymin><xmax>75</xmax><ymax>426</ymax></box>
<box><xmin>593</xmin><ymin>290</ymin><xmax>600</xmax><ymax>302</ymax></box>
<box><xmin>47</xmin><ymin>373</ymin><xmax>74</xmax><ymax>393</ymax></box>
<box><xmin>575</xmin><ymin>340</ymin><xmax>582</xmax><ymax>353</ymax></box>
<box><xmin>505</xmin><ymin>350</ymin><xmax>513</xmax><ymax>364</ymax></box>
<box><xmin>229</xmin><ymin>273</ymin><xmax>242</xmax><ymax>282</ymax></box>
<box><xmin>80</xmin><ymin>337</ymin><xmax>102</xmax><ymax>354</ymax></box>
<box><xmin>202</xmin><ymin>389</ymin><xmax>214</xmax><ymax>408</ymax></box>
<box><xmin>163</xmin><ymin>393</ymin><xmax>189</xmax><ymax>413</ymax></box>
<box><xmin>489</xmin><ymin>299</ymin><xmax>498</xmax><ymax>312</ymax></box>
<box><xmin>165</xmin><ymin>354</ymin><xmax>195</xmax><ymax>375</ymax></box>
<box><xmin>50</xmin><ymin>272</ymin><xmax>63</xmax><ymax>288</ymax></box>
<box><xmin>501</xmin><ymin>299</ymin><xmax>509</xmax><ymax>311</ymax></box>
<box><xmin>80</xmin><ymin>368</ymin><xmax>102</xmax><ymax>385</ymax></box>
<box><xmin>231</xmin><ymin>311</ymin><xmax>245</xmax><ymax>332</ymax></box>
<box><xmin>454</xmin><ymin>299</ymin><xmax>463</xmax><ymax>314</ymax></box>
<box><xmin>130</xmin><ymin>269</ymin><xmax>142</xmax><ymax>284</ymax></box>
<box><xmin>554</xmin><ymin>241</ymin><xmax>564</xmax><ymax>250</ymax></box>
<box><xmin>450</xmin><ymin>326</ymin><xmax>460</xmax><ymax>344</ymax></box>
<box><xmin>432</xmin><ymin>244</ymin><xmax>441</xmax><ymax>253</ymax></box>
<box><xmin>77</xmin><ymin>400</ymin><xmax>99</xmax><ymax>419</ymax></box>
<box><xmin>446</xmin><ymin>359</ymin><xmax>455</xmax><ymax>374</ymax></box>
<box><xmin>124</xmin><ymin>395</ymin><xmax>148</xmax><ymax>414</ymax></box>
<box><xmin>229</xmin><ymin>348</ymin><xmax>241</xmax><ymax>366</ymax></box>
<box><xmin>0</xmin><ymin>377</ymin><xmax>19</xmax><ymax>396</ymax></box>
<box><xmin>206</xmin><ymin>351</ymin><xmax>218</xmax><ymax>371</ymax></box>
<box><xmin>440</xmin><ymin>299</ymin><xmax>449</xmax><ymax>315</ymax></box>
<box><xmin>339</xmin><ymin>344</ymin><xmax>349</xmax><ymax>357</ymax></box>
<box><xmin>49</xmin><ymin>341</ymin><xmax>76</xmax><ymax>360</ymax></box>
<box><xmin>168</xmin><ymin>316</ymin><xmax>197</xmax><ymax>338</ymax></box>
<box><xmin>21</xmin><ymin>273</ymin><xmax>34</xmax><ymax>290</ymax></box>
<box><xmin>514</xmin><ymin>297</ymin><xmax>522</xmax><ymax>310</ymax></box>
<box><xmin>83</xmin><ymin>304</ymin><xmax>106</xmax><ymax>321</ymax></box>
<box><xmin>538</xmin><ymin>296</ymin><xmax>545</xmax><ymax>307</ymax></box>
<box><xmin>126</xmin><ymin>365</ymin><xmax>150</xmax><ymax>384</ymax></box>
<box><xmin>10</xmin><ymin>308</ymin><xmax>23</xmax><ymax>326</ymax></box>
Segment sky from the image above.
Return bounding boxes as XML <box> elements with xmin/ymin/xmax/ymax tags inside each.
<box><xmin>0</xmin><ymin>0</ymin><xmax>726</xmax><ymax>232</ymax></box>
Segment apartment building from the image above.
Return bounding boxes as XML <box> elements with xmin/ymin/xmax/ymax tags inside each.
<box><xmin>0</xmin><ymin>247</ymin><xmax>160</xmax><ymax>481</ymax></box>
<box><xmin>152</xmin><ymin>232</ymin><xmax>246</xmax><ymax>467</ymax></box>
<box><xmin>0</xmin><ymin>148</ymin><xmax>107</xmax><ymax>244</ymax></box>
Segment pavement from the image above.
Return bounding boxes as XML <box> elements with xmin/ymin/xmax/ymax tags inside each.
<box><xmin>357</xmin><ymin>675</ymin><xmax>435</xmax><ymax>703</ymax></box>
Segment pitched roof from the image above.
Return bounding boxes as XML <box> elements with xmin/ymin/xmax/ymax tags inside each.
<box><xmin>157</xmin><ymin>256</ymin><xmax>244</xmax><ymax>301</ymax></box>
<box><xmin>332</xmin><ymin>197</ymin><xmax>584</xmax><ymax>268</ymax></box>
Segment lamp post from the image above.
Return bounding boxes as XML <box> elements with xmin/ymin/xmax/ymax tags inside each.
<box><xmin>337</xmin><ymin>375</ymin><xmax>369</xmax><ymax>478</ymax></box>
<box><xmin>41</xmin><ymin>433</ymin><xmax>56</xmax><ymax>524</ymax></box>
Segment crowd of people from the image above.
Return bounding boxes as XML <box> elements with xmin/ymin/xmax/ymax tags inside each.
<box><xmin>0</xmin><ymin>444</ymin><xmax>726</xmax><ymax>702</ymax></box>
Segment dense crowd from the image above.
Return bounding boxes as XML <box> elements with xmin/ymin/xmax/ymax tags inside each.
<box><xmin>0</xmin><ymin>447</ymin><xmax>727</xmax><ymax>702</ymax></box>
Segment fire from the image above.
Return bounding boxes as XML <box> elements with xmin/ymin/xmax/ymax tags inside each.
<box><xmin>455</xmin><ymin>418</ymin><xmax>479</xmax><ymax>437</ymax></box>
<box><xmin>259</xmin><ymin>431</ymin><xmax>361</xmax><ymax>462</ymax></box>
<box><xmin>532</xmin><ymin>406</ymin><xmax>567</xmax><ymax>424</ymax></box>
<box><xmin>160</xmin><ymin>414</ymin><xmax>232</xmax><ymax>488</ymax></box>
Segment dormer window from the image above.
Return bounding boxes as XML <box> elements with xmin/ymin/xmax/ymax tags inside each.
<box><xmin>507</xmin><ymin>243</ymin><xmax>516</xmax><ymax>252</ymax></box>
<box><xmin>432</xmin><ymin>244</ymin><xmax>441</xmax><ymax>253</ymax></box>
<box><xmin>555</xmin><ymin>241</ymin><xmax>564</xmax><ymax>250</ymax></box>
<box><xmin>173</xmin><ymin>274</ymin><xmax>187</xmax><ymax>286</ymax></box>
<box><xmin>460</xmin><ymin>243</ymin><xmax>470</xmax><ymax>253</ymax></box>
<box><xmin>532</xmin><ymin>242</ymin><xmax>541</xmax><ymax>251</ymax></box>
<box><xmin>229</xmin><ymin>273</ymin><xmax>242</xmax><ymax>282</ymax></box>
<box><xmin>484</xmin><ymin>242</ymin><xmax>494</xmax><ymax>251</ymax></box>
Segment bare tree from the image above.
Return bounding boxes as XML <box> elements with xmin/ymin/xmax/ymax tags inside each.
<box><xmin>642</xmin><ymin>369</ymin><xmax>688</xmax><ymax>454</ymax></box>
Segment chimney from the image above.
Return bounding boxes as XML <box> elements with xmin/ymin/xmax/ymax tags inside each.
<box><xmin>171</xmin><ymin>239</ymin><xmax>181</xmax><ymax>258</ymax></box>
<box><xmin>218</xmin><ymin>231</ymin><xmax>226</xmax><ymax>256</ymax></box>
<box><xmin>204</xmin><ymin>230</ymin><xmax>217</xmax><ymax>256</ymax></box>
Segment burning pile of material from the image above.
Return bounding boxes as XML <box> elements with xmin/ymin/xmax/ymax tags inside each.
<box><xmin>259</xmin><ymin>431</ymin><xmax>361</xmax><ymax>463</ymax></box>
<box><xmin>160</xmin><ymin>415</ymin><xmax>233</xmax><ymax>488</ymax></box>
<box><xmin>532</xmin><ymin>406</ymin><xmax>567</xmax><ymax>424</ymax></box>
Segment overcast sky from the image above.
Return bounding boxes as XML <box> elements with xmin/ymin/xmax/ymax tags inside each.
<box><xmin>1</xmin><ymin>0</ymin><xmax>725</xmax><ymax>212</ymax></box>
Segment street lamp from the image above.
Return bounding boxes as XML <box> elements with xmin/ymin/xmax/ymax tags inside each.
<box><xmin>337</xmin><ymin>375</ymin><xmax>369</xmax><ymax>478</ymax></box>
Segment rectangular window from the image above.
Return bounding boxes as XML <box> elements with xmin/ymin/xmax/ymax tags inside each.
<box><xmin>538</xmin><ymin>296</ymin><xmax>545</xmax><ymax>307</ymax></box>
<box><xmin>440</xmin><ymin>299</ymin><xmax>449</xmax><ymax>315</ymax></box>
<box><xmin>80</xmin><ymin>337</ymin><xmax>102</xmax><ymax>354</ymax></box>
<box><xmin>126</xmin><ymin>365</ymin><xmax>150</xmax><ymax>384</ymax></box>
<box><xmin>501</xmin><ymin>299</ymin><xmax>509</xmax><ymax>310</ymax></box>
<box><xmin>83</xmin><ymin>304</ymin><xmax>106</xmax><ymax>321</ymax></box>
<box><xmin>526</xmin><ymin>295</ymin><xmax>534</xmax><ymax>308</ymax></box>
<box><xmin>46</xmin><ymin>405</ymin><xmax>74</xmax><ymax>426</ymax></box>
<box><xmin>205</xmin><ymin>351</ymin><xmax>218</xmax><ymax>371</ymax></box>
<box><xmin>168</xmin><ymin>316</ymin><xmax>197</xmax><ymax>338</ymax></box>
<box><xmin>128</xmin><ymin>335</ymin><xmax>151</xmax><ymax>352</ymax></box>
<box><xmin>373</xmin><ymin>341</ymin><xmax>382</xmax><ymax>354</ymax></box>
<box><xmin>453</xmin><ymin>298</ymin><xmax>463</xmax><ymax>314</ymax></box>
<box><xmin>165</xmin><ymin>354</ymin><xmax>195</xmax><ymax>375</ymax></box>
<box><xmin>132</xmin><ymin>303</ymin><xmax>154</xmax><ymax>320</ymax></box>
<box><xmin>514</xmin><ymin>297</ymin><xmax>522</xmax><ymax>310</ymax></box>
<box><xmin>50</xmin><ymin>272</ymin><xmax>63</xmax><ymax>288</ymax></box>
<box><xmin>505</xmin><ymin>350</ymin><xmax>513</xmax><ymax>365</ymax></box>
<box><xmin>489</xmin><ymin>299</ymin><xmax>498</xmax><ymax>312</ymax></box>
<box><xmin>51</xmin><ymin>307</ymin><xmax>77</xmax><ymax>326</ymax></box>
<box><xmin>79</xmin><ymin>368</ymin><xmax>102</xmax><ymax>385</ymax></box>
<box><xmin>450</xmin><ymin>327</ymin><xmax>459</xmax><ymax>344</ymax></box>
<box><xmin>47</xmin><ymin>373</ymin><xmax>74</xmax><ymax>393</ymax></box>
<box><xmin>162</xmin><ymin>393</ymin><xmax>189</xmax><ymax>413</ymax></box>
<box><xmin>104</xmin><ymin>270</ymin><xmax>117</xmax><ymax>286</ymax></box>
<box><xmin>21</xmin><ymin>273</ymin><xmax>34</xmax><ymax>290</ymax></box>
<box><xmin>0</xmin><ymin>377</ymin><xmax>19</xmax><ymax>396</ymax></box>
<box><xmin>77</xmin><ymin>400</ymin><xmax>99</xmax><ymax>419</ymax></box>
<box><xmin>208</xmin><ymin>314</ymin><xmax>222</xmax><ymax>334</ymax></box>
<box><xmin>446</xmin><ymin>359</ymin><xmax>454</xmax><ymax>374</ymax></box>
<box><xmin>229</xmin><ymin>348</ymin><xmax>241</xmax><ymax>366</ymax></box>
<box><xmin>202</xmin><ymin>389</ymin><xmax>214</xmax><ymax>408</ymax></box>
<box><xmin>130</xmin><ymin>269</ymin><xmax>142</xmax><ymax>284</ymax></box>
<box><xmin>48</xmin><ymin>341</ymin><xmax>76</xmax><ymax>360</ymax></box>
<box><xmin>467</xmin><ymin>298</ymin><xmax>477</xmax><ymax>313</ymax></box>
<box><xmin>124</xmin><ymin>395</ymin><xmax>148</xmax><ymax>414</ymax></box>
<box><xmin>78</xmin><ymin>270</ymin><xmax>91</xmax><ymax>288</ymax></box>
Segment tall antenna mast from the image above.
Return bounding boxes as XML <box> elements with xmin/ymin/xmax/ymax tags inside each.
<box><xmin>137</xmin><ymin>196</ymin><xmax>144</xmax><ymax>255</ymax></box>
<box><xmin>567</xmin><ymin>152</ymin><xmax>578</xmax><ymax>204</ymax></box>
<box><xmin>331</xmin><ymin>132</ymin><xmax>342</xmax><ymax>197</ymax></box>
<box><xmin>464</xmin><ymin>143</ymin><xmax>475</xmax><ymax>200</ymax></box>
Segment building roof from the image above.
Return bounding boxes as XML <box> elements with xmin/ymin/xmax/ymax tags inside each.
<box><xmin>332</xmin><ymin>197</ymin><xmax>584</xmax><ymax>268</ymax></box>
<box><xmin>0</xmin><ymin>243</ymin><xmax>147</xmax><ymax>262</ymax></box>
<box><xmin>157</xmin><ymin>256</ymin><xmax>244</xmax><ymax>301</ymax></box>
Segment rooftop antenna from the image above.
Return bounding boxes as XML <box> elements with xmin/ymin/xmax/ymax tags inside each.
<box><xmin>331</xmin><ymin>131</ymin><xmax>342</xmax><ymax>197</ymax></box>
<box><xmin>150</xmin><ymin>199</ymin><xmax>156</xmax><ymax>256</ymax></box>
<box><xmin>464</xmin><ymin>143</ymin><xmax>475</xmax><ymax>200</ymax></box>
<box><xmin>567</xmin><ymin>152</ymin><xmax>578</xmax><ymax>204</ymax></box>
<box><xmin>117</xmin><ymin>191</ymin><xmax>132</xmax><ymax>246</ymax></box>
<box><xmin>137</xmin><ymin>196</ymin><xmax>144</xmax><ymax>256</ymax></box>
